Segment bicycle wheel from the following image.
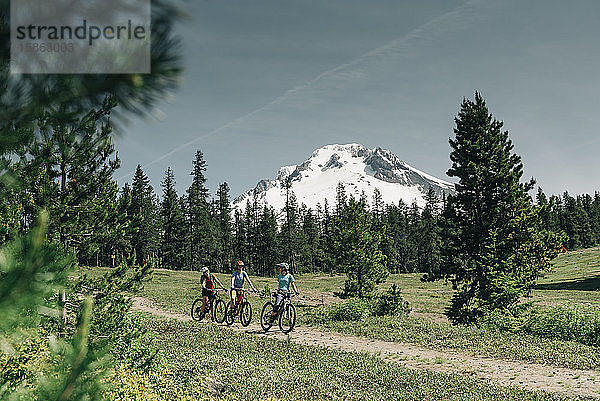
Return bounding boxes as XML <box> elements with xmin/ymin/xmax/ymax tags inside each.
<box><xmin>279</xmin><ymin>303</ymin><xmax>296</xmax><ymax>333</ymax></box>
<box><xmin>240</xmin><ymin>301</ymin><xmax>252</xmax><ymax>327</ymax></box>
<box><xmin>224</xmin><ymin>302</ymin><xmax>235</xmax><ymax>326</ymax></box>
<box><xmin>191</xmin><ymin>298</ymin><xmax>203</xmax><ymax>321</ymax></box>
<box><xmin>260</xmin><ymin>302</ymin><xmax>274</xmax><ymax>332</ymax></box>
<box><xmin>213</xmin><ymin>299</ymin><xmax>226</xmax><ymax>323</ymax></box>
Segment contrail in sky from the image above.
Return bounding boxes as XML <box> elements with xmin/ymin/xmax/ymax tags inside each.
<box><xmin>119</xmin><ymin>0</ymin><xmax>480</xmax><ymax>181</ymax></box>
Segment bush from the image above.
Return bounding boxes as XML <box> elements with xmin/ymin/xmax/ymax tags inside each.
<box><xmin>371</xmin><ymin>284</ymin><xmax>411</xmax><ymax>317</ymax></box>
<box><xmin>104</xmin><ymin>363</ymin><xmax>220</xmax><ymax>401</ymax></box>
<box><xmin>480</xmin><ymin>303</ymin><xmax>600</xmax><ymax>347</ymax></box>
<box><xmin>304</xmin><ymin>299</ymin><xmax>371</xmax><ymax>324</ymax></box>
<box><xmin>329</xmin><ymin>298</ymin><xmax>372</xmax><ymax>321</ymax></box>
<box><xmin>305</xmin><ymin>286</ymin><xmax>411</xmax><ymax>324</ymax></box>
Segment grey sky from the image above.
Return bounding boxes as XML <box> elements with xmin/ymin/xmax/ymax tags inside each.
<box><xmin>115</xmin><ymin>0</ymin><xmax>600</xmax><ymax>200</ymax></box>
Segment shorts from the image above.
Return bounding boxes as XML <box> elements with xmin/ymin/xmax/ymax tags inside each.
<box><xmin>274</xmin><ymin>290</ymin><xmax>289</xmax><ymax>311</ymax></box>
<box><xmin>202</xmin><ymin>288</ymin><xmax>216</xmax><ymax>298</ymax></box>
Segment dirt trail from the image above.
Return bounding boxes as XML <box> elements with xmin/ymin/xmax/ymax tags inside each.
<box><xmin>132</xmin><ymin>297</ymin><xmax>600</xmax><ymax>399</ymax></box>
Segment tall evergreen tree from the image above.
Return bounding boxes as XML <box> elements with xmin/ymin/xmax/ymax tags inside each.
<box><xmin>299</xmin><ymin>206</ymin><xmax>321</xmax><ymax>273</ymax></box>
<box><xmin>372</xmin><ymin>188</ymin><xmax>385</xmax><ymax>227</ymax></box>
<box><xmin>333</xmin><ymin>197</ymin><xmax>387</xmax><ymax>298</ymax></box>
<box><xmin>244</xmin><ymin>196</ymin><xmax>260</xmax><ymax>269</ymax></box>
<box><xmin>436</xmin><ymin>92</ymin><xmax>559</xmax><ymax>322</ymax></box>
<box><xmin>418</xmin><ymin>187</ymin><xmax>442</xmax><ymax>278</ymax></box>
<box><xmin>186</xmin><ymin>150</ymin><xmax>214</xmax><ymax>269</ymax></box>
<box><xmin>214</xmin><ymin>182</ymin><xmax>234</xmax><ymax>270</ymax></box>
<box><xmin>256</xmin><ymin>205</ymin><xmax>279</xmax><ymax>276</ymax></box>
<box><xmin>112</xmin><ymin>183</ymin><xmax>136</xmax><ymax>263</ymax></box>
<box><xmin>129</xmin><ymin>165</ymin><xmax>160</xmax><ymax>264</ymax></box>
<box><xmin>160</xmin><ymin>167</ymin><xmax>186</xmax><ymax>269</ymax></box>
<box><xmin>591</xmin><ymin>193</ymin><xmax>600</xmax><ymax>245</ymax></box>
<box><xmin>0</xmin><ymin>5</ymin><xmax>184</xmax><ymax>396</ymax></box>
<box><xmin>281</xmin><ymin>189</ymin><xmax>300</xmax><ymax>272</ymax></box>
<box><xmin>233</xmin><ymin>208</ymin><xmax>249</xmax><ymax>266</ymax></box>
<box><xmin>321</xmin><ymin>199</ymin><xmax>335</xmax><ymax>274</ymax></box>
<box><xmin>335</xmin><ymin>182</ymin><xmax>347</xmax><ymax>216</ymax></box>
<box><xmin>10</xmin><ymin>98</ymin><xmax>123</xmax><ymax>263</ymax></box>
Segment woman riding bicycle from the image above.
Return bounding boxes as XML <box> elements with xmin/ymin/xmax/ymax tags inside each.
<box><xmin>271</xmin><ymin>262</ymin><xmax>299</xmax><ymax>320</ymax></box>
<box><xmin>200</xmin><ymin>267</ymin><xmax>225</xmax><ymax>316</ymax></box>
<box><xmin>230</xmin><ymin>260</ymin><xmax>258</xmax><ymax>311</ymax></box>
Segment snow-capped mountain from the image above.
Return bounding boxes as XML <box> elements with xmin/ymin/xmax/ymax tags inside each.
<box><xmin>234</xmin><ymin>144</ymin><xmax>454</xmax><ymax>211</ymax></box>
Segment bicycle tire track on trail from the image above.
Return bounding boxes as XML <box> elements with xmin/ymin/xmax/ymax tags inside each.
<box><xmin>132</xmin><ymin>297</ymin><xmax>600</xmax><ymax>399</ymax></box>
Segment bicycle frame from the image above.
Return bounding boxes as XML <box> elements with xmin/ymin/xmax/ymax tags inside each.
<box><xmin>272</xmin><ymin>291</ymin><xmax>294</xmax><ymax>315</ymax></box>
<box><xmin>209</xmin><ymin>289</ymin><xmax>222</xmax><ymax>304</ymax></box>
<box><xmin>260</xmin><ymin>291</ymin><xmax>296</xmax><ymax>333</ymax></box>
<box><xmin>230</xmin><ymin>288</ymin><xmax>250</xmax><ymax>312</ymax></box>
<box><xmin>200</xmin><ymin>288</ymin><xmax>226</xmax><ymax>318</ymax></box>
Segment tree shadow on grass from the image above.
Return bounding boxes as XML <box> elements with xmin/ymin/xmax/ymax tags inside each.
<box><xmin>535</xmin><ymin>276</ymin><xmax>600</xmax><ymax>291</ymax></box>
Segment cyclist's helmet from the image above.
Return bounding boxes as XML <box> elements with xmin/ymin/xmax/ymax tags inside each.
<box><xmin>236</xmin><ymin>260</ymin><xmax>244</xmax><ymax>267</ymax></box>
<box><xmin>202</xmin><ymin>267</ymin><xmax>209</xmax><ymax>273</ymax></box>
<box><xmin>276</xmin><ymin>262</ymin><xmax>289</xmax><ymax>270</ymax></box>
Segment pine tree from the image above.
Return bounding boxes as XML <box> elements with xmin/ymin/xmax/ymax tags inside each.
<box><xmin>233</xmin><ymin>208</ymin><xmax>248</xmax><ymax>265</ymax></box>
<box><xmin>214</xmin><ymin>182</ymin><xmax>234</xmax><ymax>270</ymax></box>
<box><xmin>384</xmin><ymin>200</ymin><xmax>410</xmax><ymax>273</ymax></box>
<box><xmin>281</xmin><ymin>188</ymin><xmax>300</xmax><ymax>271</ymax></box>
<box><xmin>372</xmin><ymin>188</ymin><xmax>385</xmax><ymax>227</ymax></box>
<box><xmin>112</xmin><ymin>183</ymin><xmax>135</xmax><ymax>263</ymax></box>
<box><xmin>244</xmin><ymin>197</ymin><xmax>261</xmax><ymax>269</ymax></box>
<box><xmin>299</xmin><ymin>206</ymin><xmax>321</xmax><ymax>273</ymax></box>
<box><xmin>418</xmin><ymin>187</ymin><xmax>442</xmax><ymax>277</ymax></box>
<box><xmin>406</xmin><ymin>202</ymin><xmax>421</xmax><ymax>273</ymax></box>
<box><xmin>0</xmin><ymin>1</ymin><xmax>183</xmax><ymax>148</ymax></box>
<box><xmin>130</xmin><ymin>165</ymin><xmax>160</xmax><ymax>264</ymax></box>
<box><xmin>186</xmin><ymin>150</ymin><xmax>214</xmax><ymax>269</ymax></box>
<box><xmin>321</xmin><ymin>199</ymin><xmax>335</xmax><ymax>274</ymax></box>
<box><xmin>10</xmin><ymin>98</ymin><xmax>123</xmax><ymax>263</ymax></box>
<box><xmin>0</xmin><ymin>6</ymin><xmax>184</xmax><ymax>397</ymax></box>
<box><xmin>256</xmin><ymin>204</ymin><xmax>279</xmax><ymax>276</ymax></box>
<box><xmin>437</xmin><ymin>92</ymin><xmax>559</xmax><ymax>322</ymax></box>
<box><xmin>0</xmin><ymin>164</ymin><xmax>24</xmax><ymax>243</ymax></box>
<box><xmin>591</xmin><ymin>192</ymin><xmax>600</xmax><ymax>244</ymax></box>
<box><xmin>333</xmin><ymin>197</ymin><xmax>387</xmax><ymax>298</ymax></box>
<box><xmin>159</xmin><ymin>167</ymin><xmax>186</xmax><ymax>269</ymax></box>
<box><xmin>335</xmin><ymin>182</ymin><xmax>347</xmax><ymax>216</ymax></box>
<box><xmin>536</xmin><ymin>187</ymin><xmax>552</xmax><ymax>232</ymax></box>
<box><xmin>580</xmin><ymin>194</ymin><xmax>595</xmax><ymax>247</ymax></box>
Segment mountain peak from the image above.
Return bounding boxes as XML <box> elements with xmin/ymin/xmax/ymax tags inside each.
<box><xmin>234</xmin><ymin>144</ymin><xmax>454</xmax><ymax>210</ymax></box>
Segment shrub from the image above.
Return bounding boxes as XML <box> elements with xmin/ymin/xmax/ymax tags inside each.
<box><xmin>480</xmin><ymin>303</ymin><xmax>600</xmax><ymax>347</ymax></box>
<box><xmin>304</xmin><ymin>298</ymin><xmax>371</xmax><ymax>324</ymax></box>
<box><xmin>104</xmin><ymin>363</ymin><xmax>219</xmax><ymax>401</ymax></box>
<box><xmin>523</xmin><ymin>304</ymin><xmax>600</xmax><ymax>346</ymax></box>
<box><xmin>371</xmin><ymin>284</ymin><xmax>411</xmax><ymax>317</ymax></box>
<box><xmin>328</xmin><ymin>298</ymin><xmax>372</xmax><ymax>321</ymax></box>
<box><xmin>305</xmin><ymin>287</ymin><xmax>411</xmax><ymax>324</ymax></box>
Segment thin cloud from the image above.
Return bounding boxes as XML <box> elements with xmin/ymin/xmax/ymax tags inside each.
<box><xmin>119</xmin><ymin>0</ymin><xmax>481</xmax><ymax>181</ymax></box>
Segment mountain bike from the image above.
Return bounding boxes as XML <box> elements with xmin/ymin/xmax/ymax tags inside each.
<box><xmin>225</xmin><ymin>288</ymin><xmax>254</xmax><ymax>327</ymax></box>
<box><xmin>260</xmin><ymin>291</ymin><xmax>296</xmax><ymax>333</ymax></box>
<box><xmin>191</xmin><ymin>288</ymin><xmax>226</xmax><ymax>323</ymax></box>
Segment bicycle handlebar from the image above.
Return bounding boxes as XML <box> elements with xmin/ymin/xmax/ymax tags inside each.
<box><xmin>271</xmin><ymin>291</ymin><xmax>298</xmax><ymax>297</ymax></box>
<box><xmin>230</xmin><ymin>288</ymin><xmax>257</xmax><ymax>292</ymax></box>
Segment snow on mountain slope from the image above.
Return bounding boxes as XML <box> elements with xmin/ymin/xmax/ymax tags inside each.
<box><xmin>234</xmin><ymin>144</ymin><xmax>454</xmax><ymax>211</ymax></box>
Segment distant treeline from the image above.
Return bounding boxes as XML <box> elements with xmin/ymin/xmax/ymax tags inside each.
<box><xmin>536</xmin><ymin>189</ymin><xmax>600</xmax><ymax>250</ymax></box>
<box><xmin>1</xmin><ymin>107</ymin><xmax>598</xmax><ymax>275</ymax></box>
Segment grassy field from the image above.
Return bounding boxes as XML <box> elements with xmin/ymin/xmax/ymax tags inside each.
<box><xmin>135</xmin><ymin>246</ymin><xmax>600</xmax><ymax>371</ymax></box>
<box><xmin>144</xmin><ymin>317</ymin><xmax>582</xmax><ymax>401</ymax></box>
<box><xmin>142</xmin><ymin>246</ymin><xmax>600</xmax><ymax>316</ymax></box>
<box><xmin>534</xmin><ymin>247</ymin><xmax>600</xmax><ymax>304</ymax></box>
<box><xmin>123</xmin><ymin>248</ymin><xmax>600</xmax><ymax>399</ymax></box>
